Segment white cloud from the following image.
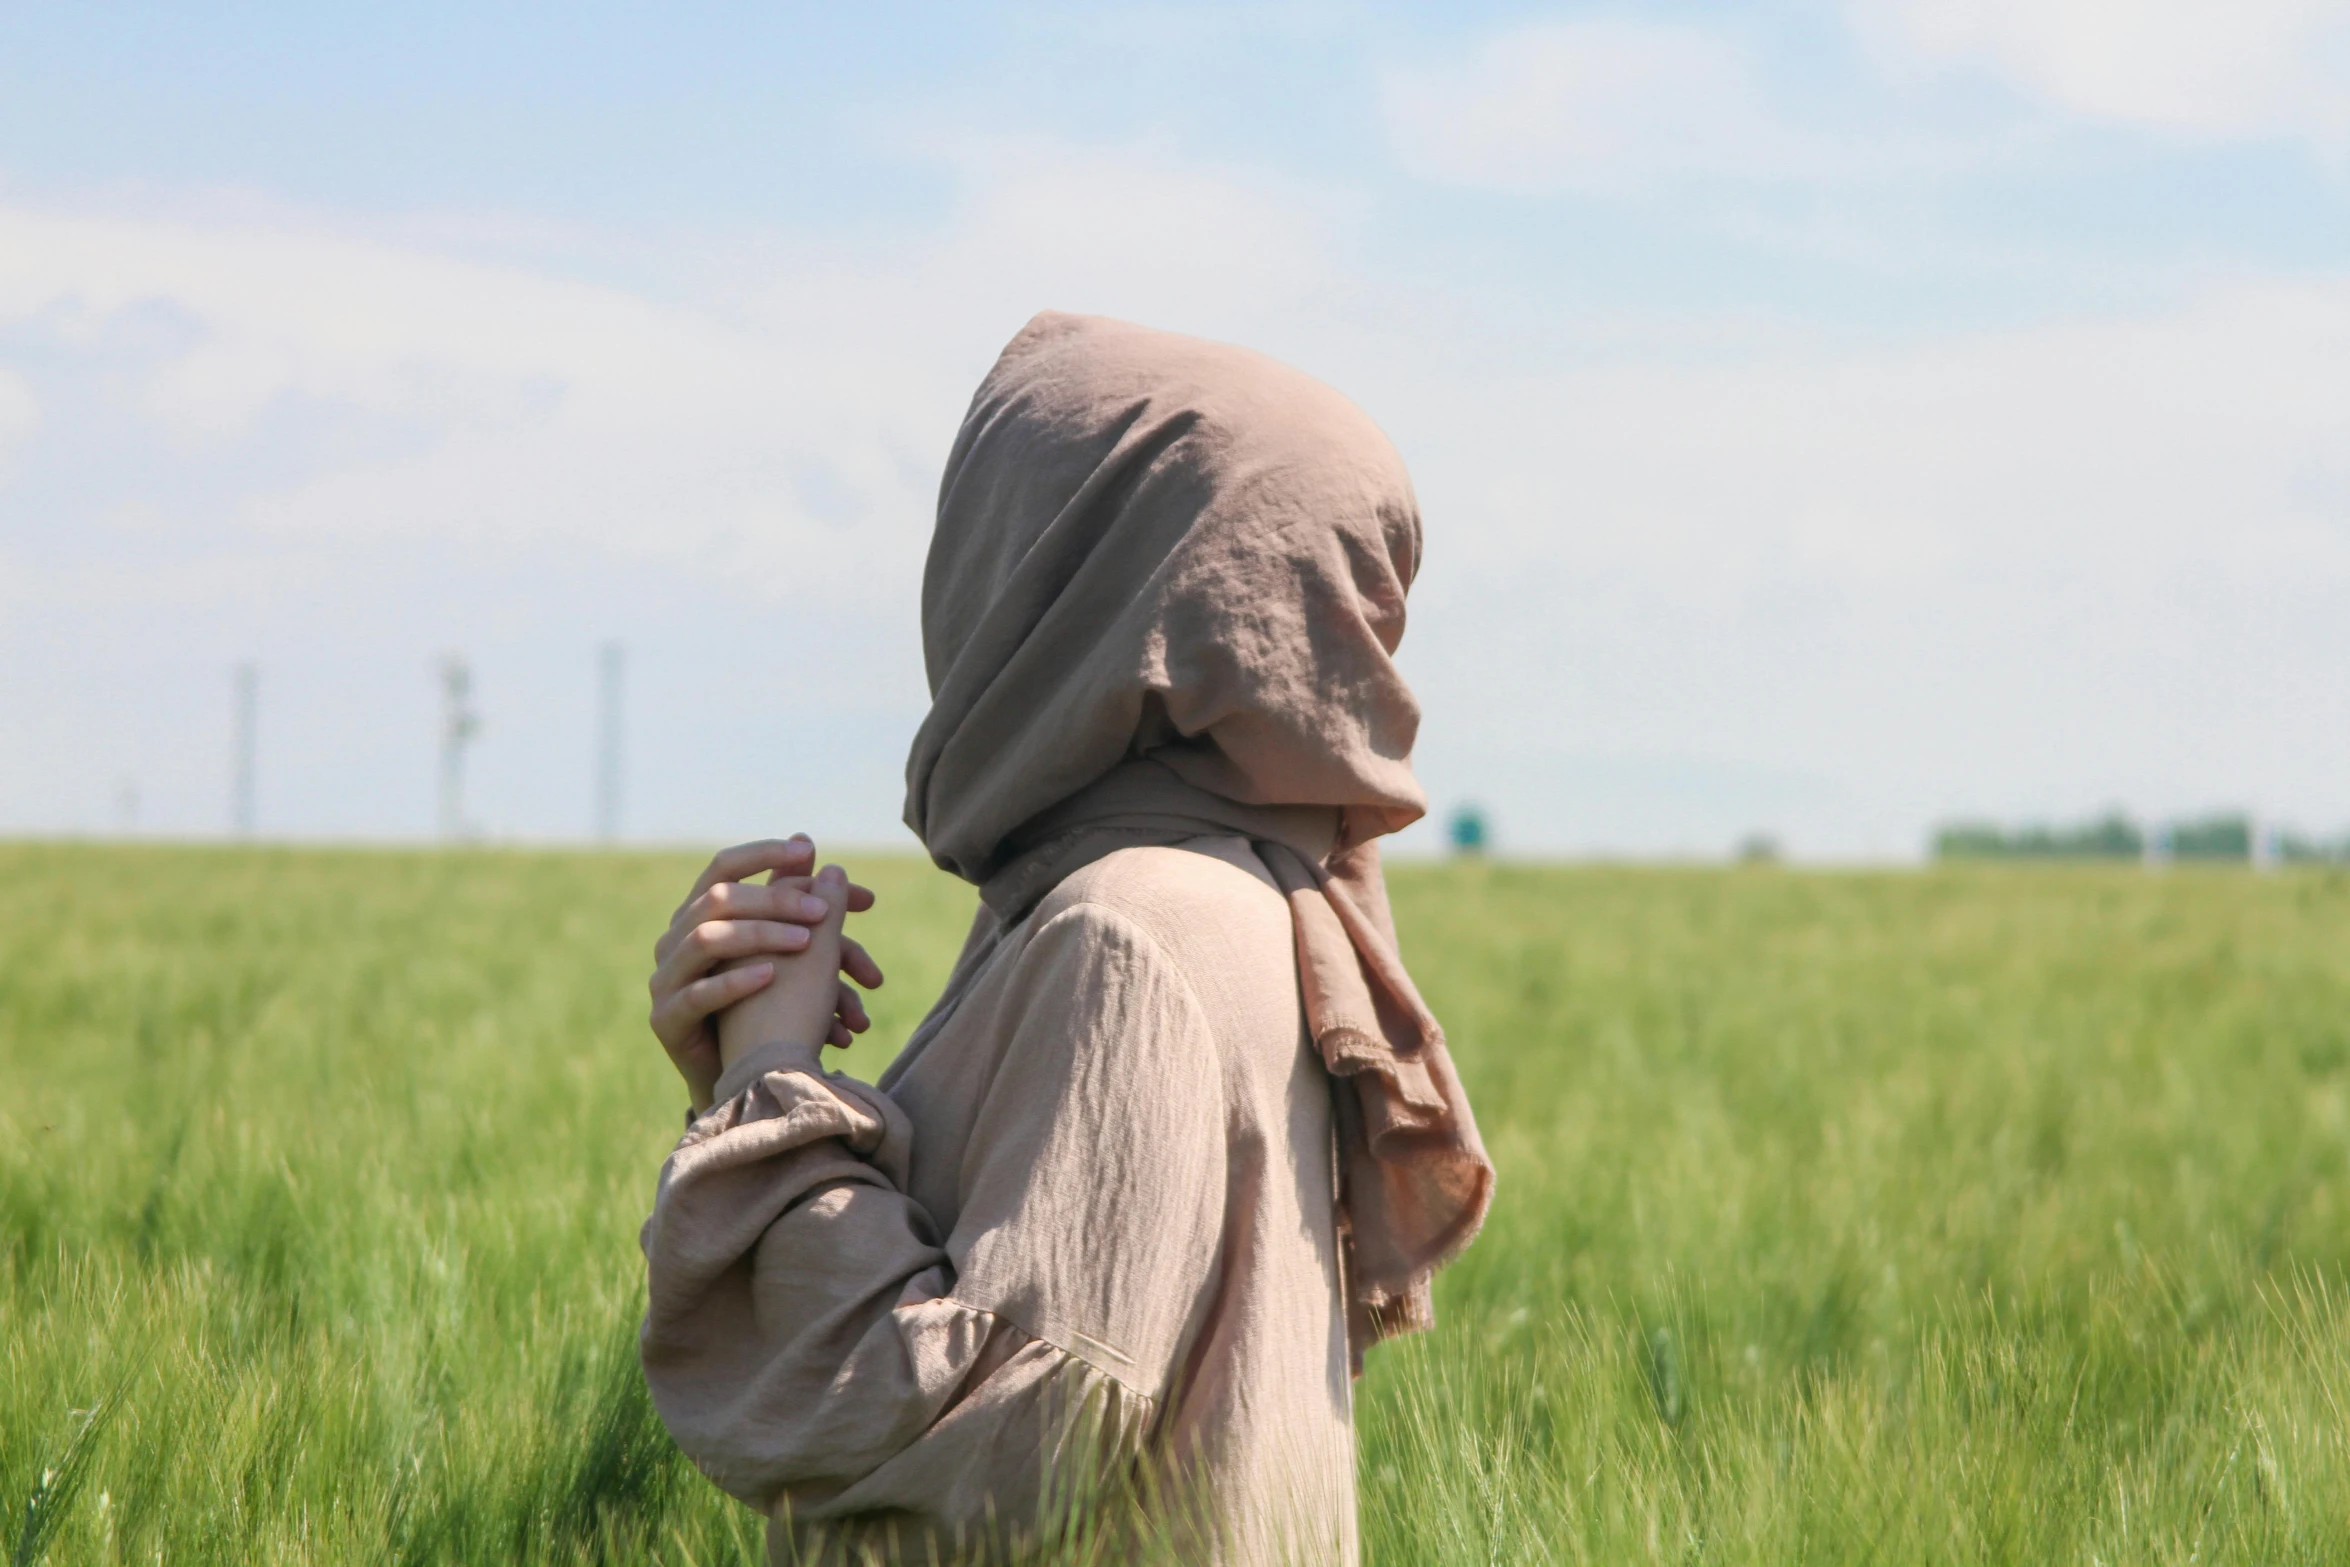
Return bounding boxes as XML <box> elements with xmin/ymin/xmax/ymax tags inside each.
<box><xmin>921</xmin><ymin>136</ymin><xmax>1354</xmax><ymax>320</ymax></box>
<box><xmin>1852</xmin><ymin>0</ymin><xmax>2350</xmax><ymax>153</ymax></box>
<box><xmin>6</xmin><ymin>136</ymin><xmax>2350</xmax><ymax>854</ymax></box>
<box><xmin>1387</xmin><ymin>5</ymin><xmax>2350</xmax><ymax>198</ymax></box>
<box><xmin>0</xmin><ymin>149</ymin><xmax>1360</xmax><ymax>839</ymax></box>
<box><xmin>0</xmin><ymin>138</ymin><xmax>1348</xmax><ymax>541</ymax></box>
<box><xmin>1425</xmin><ymin>278</ymin><xmax>2350</xmax><ymax>585</ymax></box>
<box><xmin>1379</xmin><ymin>273</ymin><xmax>2350</xmax><ymax>853</ymax></box>
<box><xmin>1793</xmin><ymin>507</ymin><xmax>1958</xmax><ymax>580</ymax></box>
<box><xmin>0</xmin><ymin>367</ymin><xmax>35</xmax><ymax>471</ymax></box>
<box><xmin>1381</xmin><ymin>20</ymin><xmax>1825</xmax><ymax>192</ymax></box>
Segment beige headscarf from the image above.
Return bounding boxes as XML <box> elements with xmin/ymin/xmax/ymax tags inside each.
<box><xmin>903</xmin><ymin>310</ymin><xmax>1492</xmax><ymax>1362</ymax></box>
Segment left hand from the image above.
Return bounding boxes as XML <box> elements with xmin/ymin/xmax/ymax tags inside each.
<box><xmin>649</xmin><ymin>837</ymin><xmax>882</xmax><ymax>1111</ymax></box>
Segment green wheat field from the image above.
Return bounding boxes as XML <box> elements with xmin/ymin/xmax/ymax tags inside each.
<box><xmin>8</xmin><ymin>842</ymin><xmax>2350</xmax><ymax>1563</ymax></box>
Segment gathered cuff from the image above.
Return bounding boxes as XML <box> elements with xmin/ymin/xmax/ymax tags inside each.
<box><xmin>708</xmin><ymin>1038</ymin><xmax>828</xmax><ymax>1109</ymax></box>
<box><xmin>669</xmin><ymin>1042</ymin><xmax>914</xmax><ymax>1190</ymax></box>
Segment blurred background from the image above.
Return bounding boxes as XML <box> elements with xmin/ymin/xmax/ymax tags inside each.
<box><xmin>3</xmin><ymin>0</ymin><xmax>2346</xmax><ymax>860</ymax></box>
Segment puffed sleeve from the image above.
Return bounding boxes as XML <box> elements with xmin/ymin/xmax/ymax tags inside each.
<box><xmin>639</xmin><ymin>899</ymin><xmax>1229</xmax><ymax>1559</ymax></box>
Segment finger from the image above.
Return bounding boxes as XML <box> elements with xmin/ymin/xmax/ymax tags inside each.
<box><xmin>809</xmin><ymin>864</ymin><xmax>852</xmax><ymax>935</ymax></box>
<box><xmin>683</xmin><ymin>837</ymin><xmax>817</xmax><ymax>909</ymax></box>
<box><xmin>826</xmin><ymin>1018</ymin><xmax>853</xmax><ymax>1049</ymax></box>
<box><xmin>687</xmin><ymin>877</ymin><xmax>832</xmax><ymax>930</ymax></box>
<box><xmin>839</xmin><ymin>937</ymin><xmax>884</xmax><ymax>991</ymax></box>
<box><xmin>845</xmin><ymin>882</ymin><xmax>877</xmax><ymax>914</ymax></box>
<box><xmin>656</xmin><ymin>874</ymin><xmax>826</xmax><ymax>968</ymax></box>
<box><xmin>652</xmin><ymin>962</ymin><xmax>775</xmax><ymax>1046</ymax></box>
<box><xmin>835</xmin><ymin>978</ymin><xmax>871</xmax><ymax>1034</ymax></box>
<box><xmin>651</xmin><ymin>920</ymin><xmax>812</xmax><ymax>1000</ymax></box>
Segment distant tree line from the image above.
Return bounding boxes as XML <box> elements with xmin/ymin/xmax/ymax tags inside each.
<box><xmin>1932</xmin><ymin>812</ymin><xmax>2350</xmax><ymax>864</ymax></box>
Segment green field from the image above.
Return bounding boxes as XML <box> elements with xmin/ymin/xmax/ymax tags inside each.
<box><xmin>8</xmin><ymin>844</ymin><xmax>2350</xmax><ymax>1563</ymax></box>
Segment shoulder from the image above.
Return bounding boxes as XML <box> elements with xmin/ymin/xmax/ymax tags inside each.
<box><xmin>1023</xmin><ymin>839</ymin><xmax>1299</xmax><ymax>1026</ymax></box>
<box><xmin>1039</xmin><ymin>838</ymin><xmax>1286</xmax><ymax>946</ymax></box>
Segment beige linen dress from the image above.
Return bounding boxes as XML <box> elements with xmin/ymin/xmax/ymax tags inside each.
<box><xmin>641</xmin><ymin>839</ymin><xmax>1355</xmax><ymax>1563</ymax></box>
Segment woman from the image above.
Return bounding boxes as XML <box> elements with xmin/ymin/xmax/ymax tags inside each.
<box><xmin>638</xmin><ymin>312</ymin><xmax>1492</xmax><ymax>1564</ymax></box>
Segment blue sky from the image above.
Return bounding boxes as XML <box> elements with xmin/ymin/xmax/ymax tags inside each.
<box><xmin>4</xmin><ymin>1</ymin><xmax>2349</xmax><ymax>856</ymax></box>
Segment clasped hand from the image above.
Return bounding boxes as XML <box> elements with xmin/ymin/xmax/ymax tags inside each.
<box><xmin>648</xmin><ymin>835</ymin><xmax>883</xmax><ymax>1113</ymax></box>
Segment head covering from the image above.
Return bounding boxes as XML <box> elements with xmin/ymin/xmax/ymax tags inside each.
<box><xmin>905</xmin><ymin>310</ymin><xmax>1492</xmax><ymax>1364</ymax></box>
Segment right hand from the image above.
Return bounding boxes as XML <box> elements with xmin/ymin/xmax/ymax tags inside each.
<box><xmin>715</xmin><ymin>862</ymin><xmax>856</xmax><ymax>1079</ymax></box>
<box><xmin>649</xmin><ymin>837</ymin><xmax>883</xmax><ymax>1112</ymax></box>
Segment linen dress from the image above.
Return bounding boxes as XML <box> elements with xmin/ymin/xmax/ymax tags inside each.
<box><xmin>640</xmin><ymin>837</ymin><xmax>1357</xmax><ymax>1564</ymax></box>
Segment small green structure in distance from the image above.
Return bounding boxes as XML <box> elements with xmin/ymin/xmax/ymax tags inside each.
<box><xmin>1448</xmin><ymin>803</ymin><xmax>1489</xmax><ymax>857</ymax></box>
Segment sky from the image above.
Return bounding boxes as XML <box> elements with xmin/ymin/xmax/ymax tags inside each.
<box><xmin>3</xmin><ymin>0</ymin><xmax>2348</xmax><ymax>858</ymax></box>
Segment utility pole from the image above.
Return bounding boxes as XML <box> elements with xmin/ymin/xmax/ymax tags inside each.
<box><xmin>438</xmin><ymin>656</ymin><xmax>480</xmax><ymax>842</ymax></box>
<box><xmin>232</xmin><ymin>662</ymin><xmax>258</xmax><ymax>838</ymax></box>
<box><xmin>595</xmin><ymin>641</ymin><xmax>624</xmax><ymax>844</ymax></box>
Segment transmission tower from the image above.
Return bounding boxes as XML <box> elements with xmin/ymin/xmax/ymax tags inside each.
<box><xmin>232</xmin><ymin>662</ymin><xmax>258</xmax><ymax>837</ymax></box>
<box><xmin>438</xmin><ymin>656</ymin><xmax>481</xmax><ymax>842</ymax></box>
<box><xmin>595</xmin><ymin>642</ymin><xmax>624</xmax><ymax>844</ymax></box>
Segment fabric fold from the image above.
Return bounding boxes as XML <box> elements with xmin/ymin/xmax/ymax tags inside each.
<box><xmin>1258</xmin><ymin>838</ymin><xmax>1493</xmax><ymax>1320</ymax></box>
<box><xmin>975</xmin><ymin>759</ymin><xmax>1491</xmax><ymax>1364</ymax></box>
